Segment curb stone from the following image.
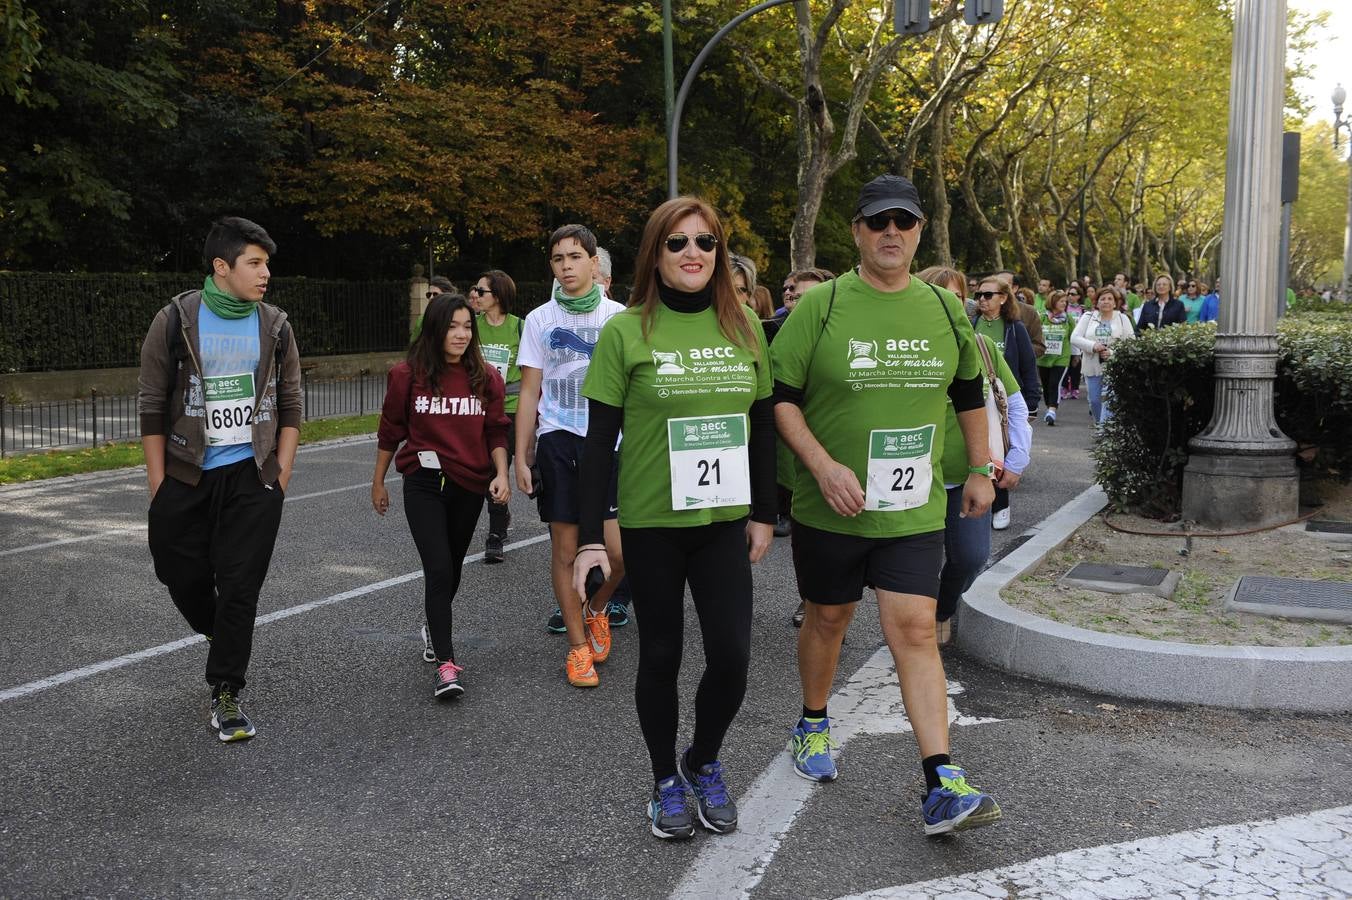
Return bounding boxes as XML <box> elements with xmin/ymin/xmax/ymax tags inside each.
<box><xmin>956</xmin><ymin>484</ymin><xmax>1352</xmax><ymax>713</ymax></box>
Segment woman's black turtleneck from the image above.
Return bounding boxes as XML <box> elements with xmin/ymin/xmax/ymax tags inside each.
<box><xmin>576</xmin><ymin>278</ymin><xmax>779</xmax><ymax>547</ymax></box>
<box><xmin>656</xmin><ymin>278</ymin><xmax>713</xmax><ymax>314</ymax></box>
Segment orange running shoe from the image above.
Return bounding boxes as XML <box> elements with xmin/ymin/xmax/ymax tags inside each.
<box><xmin>585</xmin><ymin>604</ymin><xmax>612</xmax><ymax>664</ymax></box>
<box><xmin>566</xmin><ymin>644</ymin><xmax>599</xmax><ymax>688</ymax></box>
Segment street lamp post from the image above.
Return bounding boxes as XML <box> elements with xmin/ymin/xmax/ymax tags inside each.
<box><xmin>1332</xmin><ymin>84</ymin><xmax>1352</xmax><ymax>301</ymax></box>
<box><xmin>1180</xmin><ymin>0</ymin><xmax>1298</xmax><ymax>528</ymax></box>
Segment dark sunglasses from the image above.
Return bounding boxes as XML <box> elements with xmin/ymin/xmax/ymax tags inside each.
<box><xmin>470</xmin><ymin>286</ymin><xmax>492</xmax><ymax>296</ymax></box>
<box><xmin>974</xmin><ymin>290</ymin><xmax>1005</xmax><ymax>300</ymax></box>
<box><xmin>665</xmin><ymin>232</ymin><xmax>718</xmax><ymax>253</ymax></box>
<box><xmin>859</xmin><ymin>210</ymin><xmax>921</xmax><ymax>232</ymax></box>
<box><xmin>425</xmin><ymin>290</ymin><xmax>442</xmax><ymax>299</ymax></box>
<box><xmin>734</xmin><ymin>285</ymin><xmax>749</xmax><ymax>295</ymax></box>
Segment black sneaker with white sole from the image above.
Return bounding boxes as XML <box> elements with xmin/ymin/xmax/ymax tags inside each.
<box><xmin>679</xmin><ymin>749</ymin><xmax>738</xmax><ymax>833</ymax></box>
<box><xmin>210</xmin><ymin>685</ymin><xmax>256</xmax><ymax>743</ymax></box>
<box><xmin>421</xmin><ymin>624</ymin><xmax>436</xmax><ymax>663</ymax></box>
<box><xmin>648</xmin><ymin>776</ymin><xmax>695</xmax><ymax>840</ymax></box>
<box><xmin>484</xmin><ymin>533</ymin><xmax>505</xmax><ymax>564</ymax></box>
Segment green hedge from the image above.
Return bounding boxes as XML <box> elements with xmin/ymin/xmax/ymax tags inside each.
<box><xmin>1093</xmin><ymin>318</ymin><xmax>1352</xmax><ymax>517</ymax></box>
<box><xmin>0</xmin><ymin>274</ymin><xmax>615</xmax><ymax>373</ymax></box>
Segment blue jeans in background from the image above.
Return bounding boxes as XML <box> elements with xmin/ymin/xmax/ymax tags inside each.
<box><xmin>1086</xmin><ymin>375</ymin><xmax>1114</xmax><ymax>425</ymax></box>
<box><xmin>938</xmin><ymin>485</ymin><xmax>992</xmax><ymax>622</ymax></box>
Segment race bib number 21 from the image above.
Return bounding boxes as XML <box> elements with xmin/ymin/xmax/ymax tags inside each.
<box><xmin>666</xmin><ymin>414</ymin><xmax>751</xmax><ymax>511</ymax></box>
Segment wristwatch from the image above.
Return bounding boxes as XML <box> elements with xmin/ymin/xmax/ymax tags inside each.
<box><xmin>968</xmin><ymin>462</ymin><xmax>996</xmax><ymax>478</ymax></box>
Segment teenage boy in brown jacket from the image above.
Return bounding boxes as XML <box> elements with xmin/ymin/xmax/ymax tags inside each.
<box><xmin>137</xmin><ymin>216</ymin><xmax>302</xmax><ymax>742</ymax></box>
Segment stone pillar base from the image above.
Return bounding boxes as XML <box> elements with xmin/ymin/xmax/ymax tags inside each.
<box><xmin>1181</xmin><ymin>453</ymin><xmax>1298</xmax><ymax>529</ymax></box>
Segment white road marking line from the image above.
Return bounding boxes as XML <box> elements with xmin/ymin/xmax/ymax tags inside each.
<box><xmin>833</xmin><ymin>804</ymin><xmax>1352</xmax><ymax>899</ymax></box>
<box><xmin>0</xmin><ymin>435</ymin><xmax>378</xmax><ymax>497</ymax></box>
<box><xmin>670</xmin><ymin>649</ymin><xmax>1002</xmax><ymax>900</ymax></box>
<box><xmin>0</xmin><ymin>531</ymin><xmax>552</xmax><ymax>704</ymax></box>
<box><xmin>0</xmin><ymin>476</ymin><xmax>393</xmax><ymax>558</ymax></box>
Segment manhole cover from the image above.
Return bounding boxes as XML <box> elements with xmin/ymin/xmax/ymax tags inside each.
<box><xmin>1226</xmin><ymin>576</ymin><xmax>1352</xmax><ymax>624</ymax></box>
<box><xmin>1307</xmin><ymin>520</ymin><xmax>1352</xmax><ymax>535</ymax></box>
<box><xmin>1060</xmin><ymin>563</ymin><xmax>1178</xmax><ymax>597</ymax></box>
<box><xmin>1066</xmin><ymin>563</ymin><xmax>1168</xmax><ymax>586</ymax></box>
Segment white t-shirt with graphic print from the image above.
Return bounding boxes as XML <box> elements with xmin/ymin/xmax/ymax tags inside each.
<box><xmin>518</xmin><ymin>297</ymin><xmax>626</xmax><ymax>438</ymax></box>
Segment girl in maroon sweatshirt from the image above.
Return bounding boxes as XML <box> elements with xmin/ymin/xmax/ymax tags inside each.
<box><xmin>373</xmin><ymin>294</ymin><xmax>511</xmax><ymax>699</ymax></box>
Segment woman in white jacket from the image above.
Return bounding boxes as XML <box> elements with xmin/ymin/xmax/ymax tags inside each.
<box><xmin>1070</xmin><ymin>286</ymin><xmax>1135</xmax><ymax>425</ymax></box>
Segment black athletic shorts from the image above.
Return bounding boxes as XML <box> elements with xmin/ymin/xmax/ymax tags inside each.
<box><xmin>535</xmin><ymin>429</ymin><xmax>617</xmax><ymax>525</ymax></box>
<box><xmin>790</xmin><ymin>520</ymin><xmax>945</xmax><ymax>604</ymax></box>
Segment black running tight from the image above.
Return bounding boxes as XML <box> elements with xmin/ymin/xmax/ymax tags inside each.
<box><xmin>402</xmin><ymin>470</ymin><xmax>485</xmax><ymax>662</ymax></box>
<box><xmin>1038</xmin><ymin>364</ymin><xmax>1067</xmax><ymax>409</ymax></box>
<box><xmin>623</xmin><ymin>519</ymin><xmax>753</xmax><ymax>782</ymax></box>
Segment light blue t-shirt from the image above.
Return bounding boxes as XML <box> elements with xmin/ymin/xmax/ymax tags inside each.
<box><xmin>198</xmin><ymin>303</ymin><xmax>260</xmax><ymax>470</ymax></box>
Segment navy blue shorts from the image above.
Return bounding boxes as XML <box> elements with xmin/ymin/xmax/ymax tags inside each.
<box><xmin>790</xmin><ymin>521</ymin><xmax>944</xmax><ymax>604</ymax></box>
<box><xmin>535</xmin><ymin>429</ymin><xmax>617</xmax><ymax>525</ymax></box>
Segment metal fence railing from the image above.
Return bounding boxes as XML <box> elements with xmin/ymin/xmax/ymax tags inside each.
<box><xmin>0</xmin><ymin>371</ymin><xmax>389</xmax><ymax>458</ymax></box>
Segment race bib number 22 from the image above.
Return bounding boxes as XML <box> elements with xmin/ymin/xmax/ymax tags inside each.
<box><xmin>864</xmin><ymin>426</ymin><xmax>934</xmax><ymax>512</ymax></box>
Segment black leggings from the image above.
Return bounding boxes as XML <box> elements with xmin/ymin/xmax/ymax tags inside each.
<box><xmin>487</xmin><ymin>412</ymin><xmax>516</xmax><ymax>537</ymax></box>
<box><xmin>623</xmin><ymin>519</ymin><xmax>753</xmax><ymax>782</ymax></box>
<box><xmin>403</xmin><ymin>471</ymin><xmax>485</xmax><ymax>661</ymax></box>
<box><xmin>1039</xmin><ymin>365</ymin><xmax>1067</xmax><ymax>409</ymax></box>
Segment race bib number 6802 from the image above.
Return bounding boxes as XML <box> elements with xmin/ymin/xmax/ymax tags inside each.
<box><xmin>204</xmin><ymin>372</ymin><xmax>255</xmax><ymax>446</ymax></box>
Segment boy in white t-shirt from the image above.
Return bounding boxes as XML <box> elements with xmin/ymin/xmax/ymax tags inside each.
<box><xmin>515</xmin><ymin>224</ymin><xmax>627</xmax><ymax>688</ymax></box>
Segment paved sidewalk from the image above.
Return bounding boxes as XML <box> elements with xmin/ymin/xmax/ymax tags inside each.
<box><xmin>837</xmin><ymin>804</ymin><xmax>1352</xmax><ymax>899</ymax></box>
<box><xmin>958</xmin><ymin>485</ymin><xmax>1352</xmax><ymax>712</ymax></box>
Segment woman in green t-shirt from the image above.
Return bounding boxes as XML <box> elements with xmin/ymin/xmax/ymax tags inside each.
<box><xmin>470</xmin><ymin>269</ymin><xmax>523</xmax><ymax>561</ymax></box>
<box><xmin>1036</xmin><ymin>290</ymin><xmax>1075</xmax><ymax>426</ymax></box>
<box><xmin>574</xmin><ymin>197</ymin><xmax>777</xmax><ymax>841</ymax></box>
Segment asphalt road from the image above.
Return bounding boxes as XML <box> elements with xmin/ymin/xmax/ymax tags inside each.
<box><xmin>2</xmin><ymin>394</ymin><xmax>1348</xmax><ymax>898</ymax></box>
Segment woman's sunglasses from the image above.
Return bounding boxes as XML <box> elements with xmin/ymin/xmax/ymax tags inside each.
<box><xmin>975</xmin><ymin>290</ymin><xmax>1007</xmax><ymax>300</ymax></box>
<box><xmin>859</xmin><ymin>210</ymin><xmax>921</xmax><ymax>232</ymax></box>
<box><xmin>665</xmin><ymin>232</ymin><xmax>718</xmax><ymax>253</ymax></box>
<box><xmin>470</xmin><ymin>286</ymin><xmax>492</xmax><ymax>296</ymax></box>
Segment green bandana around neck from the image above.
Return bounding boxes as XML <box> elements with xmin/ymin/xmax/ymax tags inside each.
<box><xmin>201</xmin><ymin>274</ymin><xmax>258</xmax><ymax>320</ymax></box>
<box><xmin>553</xmin><ymin>281</ymin><xmax>602</xmax><ymax>315</ymax></box>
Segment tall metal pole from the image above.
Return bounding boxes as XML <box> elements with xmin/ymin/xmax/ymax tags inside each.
<box><xmin>1181</xmin><ymin>0</ymin><xmax>1297</xmax><ymax>528</ymax></box>
<box><xmin>663</xmin><ymin>0</ymin><xmax>675</xmax><ymax>135</ymax></box>
<box><xmin>667</xmin><ymin>0</ymin><xmax>796</xmax><ymax>199</ymax></box>
<box><xmin>1343</xmin><ymin>149</ymin><xmax>1352</xmax><ymax>300</ymax></box>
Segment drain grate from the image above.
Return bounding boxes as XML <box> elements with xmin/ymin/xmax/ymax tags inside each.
<box><xmin>1226</xmin><ymin>576</ymin><xmax>1352</xmax><ymax>624</ymax></box>
<box><xmin>1066</xmin><ymin>563</ymin><xmax>1168</xmax><ymax>586</ymax></box>
<box><xmin>1307</xmin><ymin>520</ymin><xmax>1352</xmax><ymax>535</ymax></box>
<box><xmin>1060</xmin><ymin>563</ymin><xmax>1178</xmax><ymax>597</ymax></box>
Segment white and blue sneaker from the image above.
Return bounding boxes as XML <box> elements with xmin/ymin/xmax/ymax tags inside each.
<box><xmin>922</xmin><ymin>765</ymin><xmax>1001</xmax><ymax>835</ymax></box>
<box><xmin>790</xmin><ymin>717</ymin><xmax>839</xmax><ymax>782</ymax></box>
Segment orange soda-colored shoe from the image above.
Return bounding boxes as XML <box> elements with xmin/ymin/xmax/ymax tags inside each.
<box><xmin>566</xmin><ymin>644</ymin><xmax>599</xmax><ymax>688</ymax></box>
<box><xmin>585</xmin><ymin>605</ymin><xmax>612</xmax><ymax>664</ymax></box>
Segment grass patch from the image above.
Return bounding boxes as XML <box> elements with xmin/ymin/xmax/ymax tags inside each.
<box><xmin>0</xmin><ymin>414</ymin><xmax>378</xmax><ymax>485</ymax></box>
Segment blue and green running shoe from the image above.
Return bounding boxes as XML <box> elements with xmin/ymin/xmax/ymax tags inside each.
<box><xmin>790</xmin><ymin>717</ymin><xmax>839</xmax><ymax>782</ymax></box>
<box><xmin>648</xmin><ymin>776</ymin><xmax>695</xmax><ymax>840</ymax></box>
<box><xmin>922</xmin><ymin>764</ymin><xmax>1001</xmax><ymax>835</ymax></box>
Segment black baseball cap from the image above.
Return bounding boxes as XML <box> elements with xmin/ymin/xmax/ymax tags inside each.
<box><xmin>855</xmin><ymin>174</ymin><xmax>925</xmax><ymax>219</ymax></box>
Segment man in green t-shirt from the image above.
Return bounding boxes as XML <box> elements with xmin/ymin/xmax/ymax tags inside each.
<box><xmin>771</xmin><ymin>174</ymin><xmax>1002</xmax><ymax>836</ymax></box>
<box><xmin>1114</xmin><ymin>273</ymin><xmax>1142</xmax><ymax>314</ymax></box>
<box><xmin>1033</xmin><ymin>277</ymin><xmax>1051</xmax><ymax>314</ymax></box>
